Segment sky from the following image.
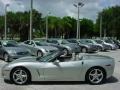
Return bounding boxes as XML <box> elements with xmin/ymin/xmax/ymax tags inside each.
<box><xmin>0</xmin><ymin>0</ymin><xmax>120</xmax><ymax>22</ymax></box>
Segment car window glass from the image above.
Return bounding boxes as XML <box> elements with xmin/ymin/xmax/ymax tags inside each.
<box><xmin>35</xmin><ymin>41</ymin><xmax>48</xmax><ymax>46</ymax></box>
<box><xmin>48</xmin><ymin>40</ymin><xmax>58</xmax><ymax>44</ymax></box>
<box><xmin>3</xmin><ymin>41</ymin><xmax>17</xmax><ymax>47</ymax></box>
<box><xmin>61</xmin><ymin>40</ymin><xmax>69</xmax><ymax>44</ymax></box>
<box><xmin>29</xmin><ymin>41</ymin><xmax>34</xmax><ymax>45</ymax></box>
<box><xmin>24</xmin><ymin>41</ymin><xmax>30</xmax><ymax>44</ymax></box>
<box><xmin>95</xmin><ymin>40</ymin><xmax>102</xmax><ymax>44</ymax></box>
<box><xmin>37</xmin><ymin>51</ymin><xmax>59</xmax><ymax>62</ymax></box>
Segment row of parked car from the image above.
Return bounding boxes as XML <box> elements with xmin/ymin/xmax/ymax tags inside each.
<box><xmin>0</xmin><ymin>38</ymin><xmax>120</xmax><ymax>62</ymax></box>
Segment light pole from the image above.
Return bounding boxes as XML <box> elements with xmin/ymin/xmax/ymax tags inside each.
<box><xmin>4</xmin><ymin>4</ymin><xmax>9</xmax><ymax>40</ymax></box>
<box><xmin>104</xmin><ymin>28</ymin><xmax>106</xmax><ymax>38</ymax></box>
<box><xmin>74</xmin><ymin>2</ymin><xmax>84</xmax><ymax>39</ymax></box>
<box><xmin>100</xmin><ymin>13</ymin><xmax>102</xmax><ymax>38</ymax></box>
<box><xmin>30</xmin><ymin>0</ymin><xmax>33</xmax><ymax>41</ymax></box>
<box><xmin>46</xmin><ymin>12</ymin><xmax>51</xmax><ymax>39</ymax></box>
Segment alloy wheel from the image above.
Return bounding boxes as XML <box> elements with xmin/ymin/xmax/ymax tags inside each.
<box><xmin>88</xmin><ymin>68</ymin><xmax>104</xmax><ymax>84</ymax></box>
<box><xmin>12</xmin><ymin>69</ymin><xmax>28</xmax><ymax>85</ymax></box>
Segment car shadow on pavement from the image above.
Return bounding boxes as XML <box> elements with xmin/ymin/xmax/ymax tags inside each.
<box><xmin>31</xmin><ymin>76</ymin><xmax>119</xmax><ymax>85</ymax></box>
<box><xmin>104</xmin><ymin>76</ymin><xmax>119</xmax><ymax>84</ymax></box>
<box><xmin>4</xmin><ymin>76</ymin><xmax>118</xmax><ymax>85</ymax></box>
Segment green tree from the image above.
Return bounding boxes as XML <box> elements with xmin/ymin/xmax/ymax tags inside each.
<box><xmin>80</xmin><ymin>18</ymin><xmax>94</xmax><ymax>38</ymax></box>
<box><xmin>96</xmin><ymin>6</ymin><xmax>120</xmax><ymax>39</ymax></box>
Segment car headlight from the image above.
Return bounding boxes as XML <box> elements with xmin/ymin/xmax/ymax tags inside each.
<box><xmin>7</xmin><ymin>50</ymin><xmax>16</xmax><ymax>55</ymax></box>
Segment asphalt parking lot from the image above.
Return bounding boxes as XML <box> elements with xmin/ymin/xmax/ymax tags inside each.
<box><xmin>0</xmin><ymin>50</ymin><xmax>120</xmax><ymax>90</ymax></box>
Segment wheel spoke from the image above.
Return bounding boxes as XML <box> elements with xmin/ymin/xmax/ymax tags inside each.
<box><xmin>22</xmin><ymin>75</ymin><xmax>27</xmax><ymax>78</ymax></box>
<box><xmin>91</xmin><ymin>77</ymin><xmax>96</xmax><ymax>82</ymax></box>
<box><xmin>96</xmin><ymin>77</ymin><xmax>100</xmax><ymax>81</ymax></box>
<box><xmin>12</xmin><ymin>69</ymin><xmax>28</xmax><ymax>84</ymax></box>
<box><xmin>94</xmin><ymin>69</ymin><xmax>98</xmax><ymax>75</ymax></box>
<box><xmin>97</xmin><ymin>73</ymin><xmax>103</xmax><ymax>77</ymax></box>
<box><xmin>89</xmin><ymin>73</ymin><xmax>95</xmax><ymax>76</ymax></box>
<box><xmin>19</xmin><ymin>70</ymin><xmax>23</xmax><ymax>75</ymax></box>
<box><xmin>16</xmin><ymin>78</ymin><xmax>20</xmax><ymax>81</ymax></box>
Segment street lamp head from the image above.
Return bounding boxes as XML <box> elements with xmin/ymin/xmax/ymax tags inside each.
<box><xmin>73</xmin><ymin>4</ymin><xmax>77</xmax><ymax>7</ymax></box>
<box><xmin>6</xmin><ymin>4</ymin><xmax>10</xmax><ymax>7</ymax></box>
<box><xmin>78</xmin><ymin>2</ymin><xmax>84</xmax><ymax>7</ymax></box>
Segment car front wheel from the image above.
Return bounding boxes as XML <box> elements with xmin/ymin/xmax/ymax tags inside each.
<box><xmin>10</xmin><ymin>67</ymin><xmax>31</xmax><ymax>85</ymax></box>
<box><xmin>86</xmin><ymin>67</ymin><xmax>106</xmax><ymax>85</ymax></box>
<box><xmin>82</xmin><ymin>48</ymin><xmax>87</xmax><ymax>53</ymax></box>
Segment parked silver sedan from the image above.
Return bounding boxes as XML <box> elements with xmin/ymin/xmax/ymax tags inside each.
<box><xmin>20</xmin><ymin>40</ymin><xmax>58</xmax><ymax>57</ymax></box>
<box><xmin>0</xmin><ymin>40</ymin><xmax>31</xmax><ymax>62</ymax></box>
<box><xmin>2</xmin><ymin>51</ymin><xmax>115</xmax><ymax>85</ymax></box>
<box><xmin>47</xmin><ymin>39</ymin><xmax>81</xmax><ymax>56</ymax></box>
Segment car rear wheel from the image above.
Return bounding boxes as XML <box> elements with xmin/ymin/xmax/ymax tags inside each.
<box><xmin>4</xmin><ymin>53</ymin><xmax>9</xmax><ymax>62</ymax></box>
<box><xmin>37</xmin><ymin>51</ymin><xmax>43</xmax><ymax>57</ymax></box>
<box><xmin>86</xmin><ymin>67</ymin><xmax>105</xmax><ymax>85</ymax></box>
<box><xmin>82</xmin><ymin>48</ymin><xmax>87</xmax><ymax>53</ymax></box>
<box><xmin>11</xmin><ymin>67</ymin><xmax>30</xmax><ymax>85</ymax></box>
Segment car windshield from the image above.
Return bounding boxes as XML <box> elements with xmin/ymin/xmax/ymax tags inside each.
<box><xmin>95</xmin><ymin>40</ymin><xmax>103</xmax><ymax>44</ymax></box>
<box><xmin>90</xmin><ymin>40</ymin><xmax>97</xmax><ymax>44</ymax></box>
<box><xmin>35</xmin><ymin>41</ymin><xmax>48</xmax><ymax>46</ymax></box>
<box><xmin>61</xmin><ymin>40</ymin><xmax>70</xmax><ymax>44</ymax></box>
<box><xmin>67</xmin><ymin>40</ymin><xmax>77</xmax><ymax>43</ymax></box>
<box><xmin>2</xmin><ymin>41</ymin><xmax>18</xmax><ymax>47</ymax></box>
<box><xmin>79</xmin><ymin>40</ymin><xmax>92</xmax><ymax>44</ymax></box>
<box><xmin>105</xmin><ymin>40</ymin><xmax>114</xmax><ymax>44</ymax></box>
<box><xmin>37</xmin><ymin>51</ymin><xmax>59</xmax><ymax>62</ymax></box>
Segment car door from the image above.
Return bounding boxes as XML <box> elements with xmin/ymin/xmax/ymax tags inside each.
<box><xmin>43</xmin><ymin>60</ymin><xmax>83</xmax><ymax>81</ymax></box>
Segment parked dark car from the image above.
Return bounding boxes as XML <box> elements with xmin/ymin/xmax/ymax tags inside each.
<box><xmin>94</xmin><ymin>39</ymin><xmax>112</xmax><ymax>51</ymax></box>
<box><xmin>103</xmin><ymin>39</ymin><xmax>119</xmax><ymax>50</ymax></box>
<box><xmin>67</xmin><ymin>39</ymin><xmax>98</xmax><ymax>53</ymax></box>
<box><xmin>47</xmin><ymin>39</ymin><xmax>81</xmax><ymax>56</ymax></box>
<box><xmin>112</xmin><ymin>39</ymin><xmax>120</xmax><ymax>49</ymax></box>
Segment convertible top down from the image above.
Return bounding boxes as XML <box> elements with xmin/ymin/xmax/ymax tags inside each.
<box><xmin>2</xmin><ymin>50</ymin><xmax>115</xmax><ymax>85</ymax></box>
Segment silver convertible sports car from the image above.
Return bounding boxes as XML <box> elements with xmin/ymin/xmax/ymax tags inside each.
<box><xmin>2</xmin><ymin>51</ymin><xmax>115</xmax><ymax>85</ymax></box>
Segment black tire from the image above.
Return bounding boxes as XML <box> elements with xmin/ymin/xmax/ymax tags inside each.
<box><xmin>4</xmin><ymin>53</ymin><xmax>9</xmax><ymax>62</ymax></box>
<box><xmin>37</xmin><ymin>50</ymin><xmax>43</xmax><ymax>57</ymax></box>
<box><xmin>10</xmin><ymin>67</ymin><xmax>31</xmax><ymax>85</ymax></box>
<box><xmin>85</xmin><ymin>67</ymin><xmax>106</xmax><ymax>85</ymax></box>
<box><xmin>82</xmin><ymin>48</ymin><xmax>87</xmax><ymax>53</ymax></box>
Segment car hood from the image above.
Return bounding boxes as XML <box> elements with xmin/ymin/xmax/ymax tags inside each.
<box><xmin>4</xmin><ymin>47</ymin><xmax>28</xmax><ymax>52</ymax></box>
<box><xmin>63</xmin><ymin>43</ymin><xmax>79</xmax><ymax>48</ymax></box>
<box><xmin>37</xmin><ymin>46</ymin><xmax>58</xmax><ymax>51</ymax></box>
